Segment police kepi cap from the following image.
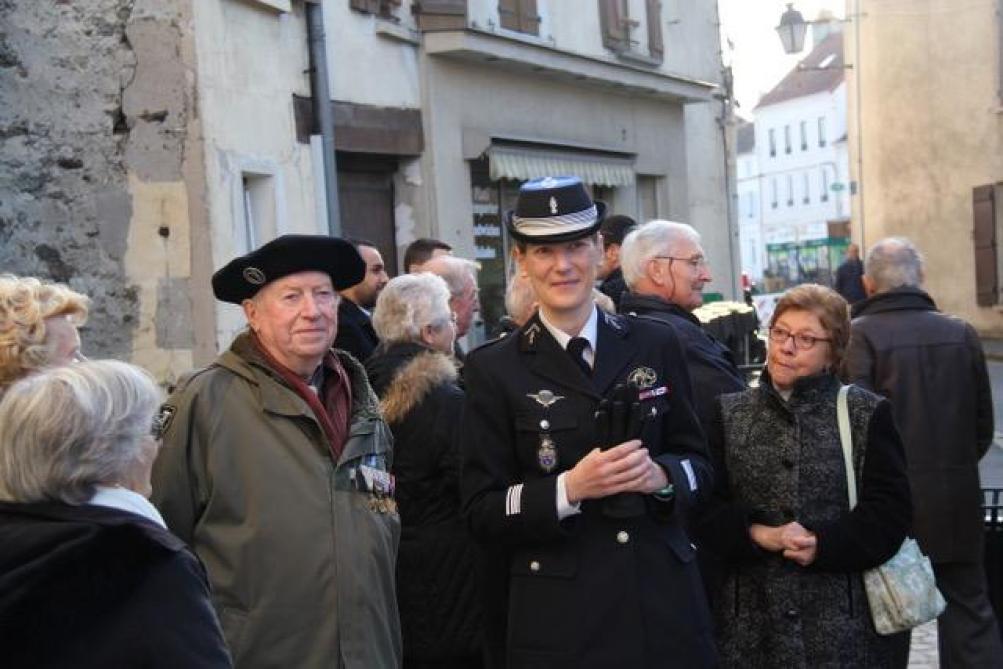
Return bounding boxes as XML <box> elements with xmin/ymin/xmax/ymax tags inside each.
<box><xmin>506</xmin><ymin>176</ymin><xmax>606</xmax><ymax>244</ymax></box>
<box><xmin>211</xmin><ymin>234</ymin><xmax>365</xmax><ymax>304</ymax></box>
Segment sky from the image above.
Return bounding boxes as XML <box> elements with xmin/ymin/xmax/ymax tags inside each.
<box><xmin>718</xmin><ymin>0</ymin><xmax>848</xmax><ymax>116</ymax></box>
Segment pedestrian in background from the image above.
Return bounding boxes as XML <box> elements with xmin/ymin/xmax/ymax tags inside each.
<box><xmin>835</xmin><ymin>242</ymin><xmax>866</xmax><ymax>305</ymax></box>
<box><xmin>462</xmin><ymin>176</ymin><xmax>715</xmax><ymax>668</ymax></box>
<box><xmin>152</xmin><ymin>234</ymin><xmax>401</xmax><ymax>668</ymax></box>
<box><xmin>843</xmin><ymin>237</ymin><xmax>1003</xmax><ymax>667</ymax></box>
<box><xmin>0</xmin><ymin>360</ymin><xmax>231</xmax><ymax>668</ymax></box>
<box><xmin>422</xmin><ymin>255</ymin><xmax>480</xmax><ymax>360</ymax></box>
<box><xmin>0</xmin><ymin>274</ymin><xmax>88</xmax><ymax>394</ymax></box>
<box><xmin>335</xmin><ymin>238</ymin><xmax>389</xmax><ymax>362</ymax></box>
<box><xmin>403</xmin><ymin>237</ymin><xmax>452</xmax><ymax>273</ymax></box>
<box><xmin>697</xmin><ymin>284</ymin><xmax>911</xmax><ymax>667</ymax></box>
<box><xmin>365</xmin><ymin>273</ymin><xmax>483</xmax><ymax>669</ymax></box>
<box><xmin>596</xmin><ymin>214</ymin><xmax>637</xmax><ymax>307</ymax></box>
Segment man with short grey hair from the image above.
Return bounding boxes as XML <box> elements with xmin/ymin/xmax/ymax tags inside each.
<box><xmin>843</xmin><ymin>236</ymin><xmax>1002</xmax><ymax>668</ymax></box>
<box><xmin>421</xmin><ymin>255</ymin><xmax>480</xmax><ymax>358</ymax></box>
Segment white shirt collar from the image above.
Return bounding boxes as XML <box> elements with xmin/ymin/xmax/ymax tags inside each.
<box><xmin>538</xmin><ymin>305</ymin><xmax>598</xmax><ymax>365</ymax></box>
<box><xmin>87</xmin><ymin>486</ymin><xmax>167</xmax><ymax>529</ymax></box>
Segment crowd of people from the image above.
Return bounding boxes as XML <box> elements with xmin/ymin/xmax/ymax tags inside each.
<box><xmin>0</xmin><ymin>175</ymin><xmax>1000</xmax><ymax>668</ymax></box>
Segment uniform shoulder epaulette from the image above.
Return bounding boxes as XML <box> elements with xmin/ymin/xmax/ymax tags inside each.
<box><xmin>469</xmin><ymin>334</ymin><xmax>508</xmax><ymax>355</ymax></box>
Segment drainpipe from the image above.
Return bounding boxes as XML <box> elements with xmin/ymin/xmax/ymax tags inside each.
<box><xmin>306</xmin><ymin>1</ymin><xmax>342</xmax><ymax>236</ymax></box>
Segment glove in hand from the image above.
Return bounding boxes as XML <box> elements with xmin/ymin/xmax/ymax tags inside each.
<box><xmin>595</xmin><ymin>383</ymin><xmax>647</xmax><ymax>450</ymax></box>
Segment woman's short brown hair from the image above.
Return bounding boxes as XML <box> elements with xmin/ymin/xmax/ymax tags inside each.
<box><xmin>0</xmin><ymin>275</ymin><xmax>90</xmax><ymax>391</ymax></box>
<box><xmin>769</xmin><ymin>283</ymin><xmax>850</xmax><ymax>369</ymax></box>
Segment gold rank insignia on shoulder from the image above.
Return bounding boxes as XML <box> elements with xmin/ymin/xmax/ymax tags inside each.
<box><xmin>627</xmin><ymin>366</ymin><xmax>658</xmax><ymax>389</ymax></box>
<box><xmin>527</xmin><ymin>389</ymin><xmax>564</xmax><ymax>408</ymax></box>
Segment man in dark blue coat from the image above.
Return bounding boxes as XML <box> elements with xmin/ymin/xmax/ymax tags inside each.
<box><xmin>461</xmin><ymin>177</ymin><xmax>716</xmax><ymax>669</ymax></box>
<box><xmin>334</xmin><ymin>240</ymin><xmax>388</xmax><ymax>362</ymax></box>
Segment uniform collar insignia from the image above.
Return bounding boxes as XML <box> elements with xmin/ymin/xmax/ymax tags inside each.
<box><xmin>627</xmin><ymin>366</ymin><xmax>658</xmax><ymax>389</ymax></box>
<box><xmin>527</xmin><ymin>389</ymin><xmax>565</xmax><ymax>408</ymax></box>
<box><xmin>524</xmin><ymin>322</ymin><xmax>542</xmax><ymax>346</ymax></box>
<box><xmin>603</xmin><ymin>311</ymin><xmax>624</xmax><ymax>331</ymax></box>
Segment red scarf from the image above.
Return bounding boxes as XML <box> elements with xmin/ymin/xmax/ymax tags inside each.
<box><xmin>251</xmin><ymin>334</ymin><xmax>352</xmax><ymax>460</ymax></box>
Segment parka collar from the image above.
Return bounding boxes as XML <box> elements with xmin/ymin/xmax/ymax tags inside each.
<box><xmin>850</xmin><ymin>286</ymin><xmax>937</xmax><ymax>319</ymax></box>
<box><xmin>759</xmin><ymin>367</ymin><xmax>841</xmax><ymax>412</ymax></box>
<box><xmin>619</xmin><ymin>291</ymin><xmax>699</xmax><ymax>327</ymax></box>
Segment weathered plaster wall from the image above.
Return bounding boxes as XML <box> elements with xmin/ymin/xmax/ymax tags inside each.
<box><xmin>0</xmin><ymin>0</ymin><xmax>208</xmax><ymax>382</ymax></box>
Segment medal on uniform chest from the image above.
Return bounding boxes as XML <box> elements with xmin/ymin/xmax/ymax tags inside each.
<box><xmin>537</xmin><ymin>430</ymin><xmax>558</xmax><ymax>473</ymax></box>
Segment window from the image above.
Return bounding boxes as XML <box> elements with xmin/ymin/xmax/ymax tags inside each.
<box><xmin>241</xmin><ymin>173</ymin><xmax>278</xmax><ymax>252</ymax></box>
<box><xmin>784</xmin><ymin>125</ymin><xmax>792</xmax><ymax>154</ymax></box>
<box><xmin>786</xmin><ymin>175</ymin><xmax>794</xmax><ymax>206</ymax></box>
<box><xmin>771</xmin><ymin>178</ymin><xmax>778</xmax><ymax>209</ymax></box>
<box><xmin>637</xmin><ymin>174</ymin><xmax>658</xmax><ymax>222</ymax></box>
<box><xmin>973</xmin><ymin>183</ymin><xmax>1002</xmax><ymax>305</ymax></box>
<box><xmin>818</xmin><ymin>116</ymin><xmax>827</xmax><ymax>147</ymax></box>
<box><xmin>499</xmin><ymin>0</ymin><xmax>540</xmax><ymax>36</ymax></box>
<box><xmin>599</xmin><ymin>0</ymin><xmax>664</xmax><ymax>60</ymax></box>
<box><xmin>820</xmin><ymin>168</ymin><xmax>830</xmax><ymax>202</ymax></box>
<box><xmin>349</xmin><ymin>0</ymin><xmax>402</xmax><ymax>20</ymax></box>
<box><xmin>746</xmin><ymin>191</ymin><xmax>755</xmax><ymax>218</ymax></box>
<box><xmin>802</xmin><ymin>172</ymin><xmax>810</xmax><ymax>204</ymax></box>
<box><xmin>768</xmin><ymin>129</ymin><xmax>776</xmax><ymax>158</ymax></box>
<box><xmin>800</xmin><ymin>120</ymin><xmax>808</xmax><ymax>151</ymax></box>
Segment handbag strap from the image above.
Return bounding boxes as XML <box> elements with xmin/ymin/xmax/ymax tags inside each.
<box><xmin>837</xmin><ymin>385</ymin><xmax>858</xmax><ymax>510</ymax></box>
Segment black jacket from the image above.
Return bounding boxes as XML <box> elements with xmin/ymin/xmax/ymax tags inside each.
<box><xmin>461</xmin><ymin>309</ymin><xmax>716</xmax><ymax>668</ymax></box>
<box><xmin>619</xmin><ymin>292</ymin><xmax>746</xmax><ymax>433</ymax></box>
<box><xmin>834</xmin><ymin>257</ymin><xmax>866</xmax><ymax>304</ymax></box>
<box><xmin>843</xmin><ymin>287</ymin><xmax>993</xmax><ymax>562</ymax></box>
<box><xmin>0</xmin><ymin>502</ymin><xmax>231</xmax><ymax>668</ymax></box>
<box><xmin>335</xmin><ymin>298</ymin><xmax>379</xmax><ymax>363</ymax></box>
<box><xmin>366</xmin><ymin>343</ymin><xmax>483</xmax><ymax>664</ymax></box>
<box><xmin>598</xmin><ymin>267</ymin><xmax>628</xmax><ymax>307</ymax></box>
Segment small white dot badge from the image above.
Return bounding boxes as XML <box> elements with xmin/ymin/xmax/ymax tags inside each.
<box><xmin>549</xmin><ymin>196</ymin><xmax>558</xmax><ymax>214</ymax></box>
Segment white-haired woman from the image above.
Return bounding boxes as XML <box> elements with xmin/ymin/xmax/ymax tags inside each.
<box><xmin>0</xmin><ymin>360</ymin><xmax>231</xmax><ymax>668</ymax></box>
<box><xmin>364</xmin><ymin>273</ymin><xmax>484</xmax><ymax>669</ymax></box>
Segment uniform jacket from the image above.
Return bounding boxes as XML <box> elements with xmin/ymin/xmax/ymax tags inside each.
<box><xmin>365</xmin><ymin>343</ymin><xmax>484</xmax><ymax>664</ymax></box>
<box><xmin>619</xmin><ymin>291</ymin><xmax>747</xmax><ymax>432</ymax></box>
<box><xmin>461</xmin><ymin>309</ymin><xmax>717</xmax><ymax>669</ymax></box>
<box><xmin>0</xmin><ymin>501</ymin><xmax>231</xmax><ymax>668</ymax></box>
<box><xmin>335</xmin><ymin>298</ymin><xmax>380</xmax><ymax>363</ymax></box>
<box><xmin>696</xmin><ymin>372</ymin><xmax>911</xmax><ymax>668</ymax></box>
<box><xmin>151</xmin><ymin>333</ymin><xmax>402</xmax><ymax>669</ymax></box>
<box><xmin>843</xmin><ymin>287</ymin><xmax>993</xmax><ymax>563</ymax></box>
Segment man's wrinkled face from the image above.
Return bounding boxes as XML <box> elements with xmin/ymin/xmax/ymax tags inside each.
<box><xmin>355</xmin><ymin>245</ymin><xmax>389</xmax><ymax>308</ymax></box>
<box><xmin>243</xmin><ymin>271</ymin><xmax>339</xmax><ymax>376</ymax></box>
<box><xmin>661</xmin><ymin>239</ymin><xmax>712</xmax><ymax>311</ymax></box>
<box><xmin>451</xmin><ymin>273</ymin><xmax>479</xmax><ymax>337</ymax></box>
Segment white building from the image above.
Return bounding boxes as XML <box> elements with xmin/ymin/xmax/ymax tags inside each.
<box><xmin>735</xmin><ymin>120</ymin><xmax>764</xmax><ymax>282</ymax></box>
<box><xmin>744</xmin><ymin>23</ymin><xmax>851</xmax><ymax>291</ymax></box>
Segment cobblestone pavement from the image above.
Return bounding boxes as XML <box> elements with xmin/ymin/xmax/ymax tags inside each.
<box><xmin>908</xmin><ymin>621</ymin><xmax>939</xmax><ymax>668</ymax></box>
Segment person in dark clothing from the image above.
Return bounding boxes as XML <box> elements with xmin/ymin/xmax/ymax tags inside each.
<box><xmin>0</xmin><ymin>360</ymin><xmax>231</xmax><ymax>669</ymax></box>
<box><xmin>843</xmin><ymin>237</ymin><xmax>1003</xmax><ymax>668</ymax></box>
<box><xmin>366</xmin><ymin>273</ymin><xmax>483</xmax><ymax>669</ymax></box>
<box><xmin>462</xmin><ymin>177</ymin><xmax>716</xmax><ymax>669</ymax></box>
<box><xmin>696</xmin><ymin>284</ymin><xmax>912</xmax><ymax>668</ymax></box>
<box><xmin>335</xmin><ymin>240</ymin><xmax>389</xmax><ymax>362</ymax></box>
<box><xmin>403</xmin><ymin>237</ymin><xmax>452</xmax><ymax>273</ymax></box>
<box><xmin>834</xmin><ymin>242</ymin><xmax>867</xmax><ymax>304</ymax></box>
<box><xmin>597</xmin><ymin>214</ymin><xmax>637</xmax><ymax>307</ymax></box>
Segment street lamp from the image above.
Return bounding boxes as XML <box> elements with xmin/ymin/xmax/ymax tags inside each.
<box><xmin>776</xmin><ymin>3</ymin><xmax>809</xmax><ymax>55</ymax></box>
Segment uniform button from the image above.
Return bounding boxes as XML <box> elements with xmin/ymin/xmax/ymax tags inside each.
<box><xmin>616</xmin><ymin>531</ymin><xmax>630</xmax><ymax>544</ymax></box>
<box><xmin>781</xmin><ymin>458</ymin><xmax>794</xmax><ymax>469</ymax></box>
<box><xmin>785</xmin><ymin>608</ymin><xmax>799</xmax><ymax>619</ymax></box>
<box><xmin>539</xmin><ymin>419</ymin><xmax>550</xmax><ymax>430</ymax></box>
<box><xmin>529</xmin><ymin>560</ymin><xmax>541</xmax><ymax>572</ymax></box>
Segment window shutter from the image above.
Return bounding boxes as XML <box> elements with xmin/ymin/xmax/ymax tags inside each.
<box><xmin>519</xmin><ymin>0</ymin><xmax>540</xmax><ymax>35</ymax></box>
<box><xmin>974</xmin><ymin>184</ymin><xmax>999</xmax><ymax>306</ymax></box>
<box><xmin>599</xmin><ymin>0</ymin><xmax>628</xmax><ymax>51</ymax></box>
<box><xmin>499</xmin><ymin>0</ymin><xmax>518</xmax><ymax>30</ymax></box>
<box><xmin>414</xmin><ymin>0</ymin><xmax>467</xmax><ymax>30</ymax></box>
<box><xmin>350</xmin><ymin>0</ymin><xmax>373</xmax><ymax>12</ymax></box>
<box><xmin>646</xmin><ymin>0</ymin><xmax>663</xmax><ymax>59</ymax></box>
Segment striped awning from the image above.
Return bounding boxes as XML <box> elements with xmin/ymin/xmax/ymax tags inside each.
<box><xmin>487</xmin><ymin>144</ymin><xmax>635</xmax><ymax>187</ymax></box>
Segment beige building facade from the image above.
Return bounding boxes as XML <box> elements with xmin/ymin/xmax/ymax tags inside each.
<box><xmin>846</xmin><ymin>0</ymin><xmax>1003</xmax><ymax>336</ymax></box>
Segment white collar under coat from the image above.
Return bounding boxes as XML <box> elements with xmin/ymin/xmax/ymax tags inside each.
<box><xmin>87</xmin><ymin>485</ymin><xmax>167</xmax><ymax>529</ymax></box>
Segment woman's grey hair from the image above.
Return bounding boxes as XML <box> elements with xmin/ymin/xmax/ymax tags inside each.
<box><xmin>0</xmin><ymin>359</ymin><xmax>162</xmax><ymax>505</ymax></box>
<box><xmin>372</xmin><ymin>273</ymin><xmax>453</xmax><ymax>345</ymax></box>
<box><xmin>620</xmin><ymin>220</ymin><xmax>701</xmax><ymax>288</ymax></box>
<box><xmin>865</xmin><ymin>237</ymin><xmax>925</xmax><ymax>293</ymax></box>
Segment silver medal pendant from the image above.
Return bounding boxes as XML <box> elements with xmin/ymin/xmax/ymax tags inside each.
<box><xmin>537</xmin><ymin>433</ymin><xmax>558</xmax><ymax>473</ymax></box>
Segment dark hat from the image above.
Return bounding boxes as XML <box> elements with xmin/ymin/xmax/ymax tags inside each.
<box><xmin>505</xmin><ymin>176</ymin><xmax>606</xmax><ymax>244</ymax></box>
<box><xmin>211</xmin><ymin>234</ymin><xmax>365</xmax><ymax>304</ymax></box>
<box><xmin>599</xmin><ymin>214</ymin><xmax>638</xmax><ymax>246</ymax></box>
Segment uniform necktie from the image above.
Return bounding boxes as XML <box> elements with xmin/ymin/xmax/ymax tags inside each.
<box><xmin>567</xmin><ymin>337</ymin><xmax>592</xmax><ymax>378</ymax></box>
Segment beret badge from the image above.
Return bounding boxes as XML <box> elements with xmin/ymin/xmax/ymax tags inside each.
<box><xmin>243</xmin><ymin>267</ymin><xmax>266</xmax><ymax>285</ymax></box>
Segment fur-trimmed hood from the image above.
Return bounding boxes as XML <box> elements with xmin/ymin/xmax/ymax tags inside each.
<box><xmin>365</xmin><ymin>343</ymin><xmax>459</xmax><ymax>425</ymax></box>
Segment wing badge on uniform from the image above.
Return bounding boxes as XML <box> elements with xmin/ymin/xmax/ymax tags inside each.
<box><xmin>527</xmin><ymin>389</ymin><xmax>565</xmax><ymax>408</ymax></box>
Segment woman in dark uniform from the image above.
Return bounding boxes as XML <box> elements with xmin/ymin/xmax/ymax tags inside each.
<box><xmin>461</xmin><ymin>176</ymin><xmax>717</xmax><ymax>669</ymax></box>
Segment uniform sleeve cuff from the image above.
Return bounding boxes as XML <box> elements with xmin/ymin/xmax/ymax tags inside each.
<box><xmin>556</xmin><ymin>472</ymin><xmax>582</xmax><ymax>520</ymax></box>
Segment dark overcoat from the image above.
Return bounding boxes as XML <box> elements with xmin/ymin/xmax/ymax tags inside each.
<box><xmin>461</xmin><ymin>308</ymin><xmax>717</xmax><ymax>669</ymax></box>
<box><xmin>334</xmin><ymin>298</ymin><xmax>380</xmax><ymax>363</ymax></box>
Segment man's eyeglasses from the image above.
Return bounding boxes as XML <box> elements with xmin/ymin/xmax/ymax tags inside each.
<box><xmin>653</xmin><ymin>256</ymin><xmax>708</xmax><ymax>271</ymax></box>
<box><xmin>768</xmin><ymin>326</ymin><xmax>831</xmax><ymax>350</ymax></box>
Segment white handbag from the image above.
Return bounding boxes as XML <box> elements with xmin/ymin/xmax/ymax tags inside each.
<box><xmin>837</xmin><ymin>385</ymin><xmax>946</xmax><ymax>635</ymax></box>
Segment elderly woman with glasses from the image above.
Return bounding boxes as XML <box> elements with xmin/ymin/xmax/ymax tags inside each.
<box><xmin>694</xmin><ymin>284</ymin><xmax>912</xmax><ymax>668</ymax></box>
<box><xmin>0</xmin><ymin>274</ymin><xmax>89</xmax><ymax>395</ymax></box>
<box><xmin>364</xmin><ymin>273</ymin><xmax>483</xmax><ymax>669</ymax></box>
<box><xmin>0</xmin><ymin>360</ymin><xmax>231</xmax><ymax>668</ymax></box>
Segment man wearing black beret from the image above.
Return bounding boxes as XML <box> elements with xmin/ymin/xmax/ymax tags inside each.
<box><xmin>151</xmin><ymin>234</ymin><xmax>402</xmax><ymax>668</ymax></box>
<box><xmin>460</xmin><ymin>176</ymin><xmax>717</xmax><ymax>668</ymax></box>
